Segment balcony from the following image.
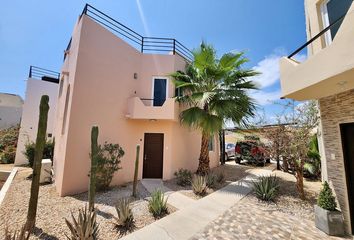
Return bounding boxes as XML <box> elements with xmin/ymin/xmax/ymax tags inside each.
<box><xmin>126</xmin><ymin>97</ymin><xmax>179</xmax><ymax>121</ymax></box>
<box><xmin>280</xmin><ymin>7</ymin><xmax>354</xmax><ymax>100</ymax></box>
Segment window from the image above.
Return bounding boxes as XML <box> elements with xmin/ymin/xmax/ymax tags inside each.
<box><xmin>152</xmin><ymin>77</ymin><xmax>168</xmax><ymax>106</ymax></box>
<box><xmin>62</xmin><ymin>85</ymin><xmax>70</xmax><ymax>135</ymax></box>
<box><xmin>209</xmin><ymin>136</ymin><xmax>214</xmax><ymax>151</ymax></box>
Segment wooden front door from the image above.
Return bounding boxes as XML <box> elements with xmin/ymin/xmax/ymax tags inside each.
<box><xmin>143</xmin><ymin>133</ymin><xmax>164</xmax><ymax>178</ymax></box>
<box><xmin>340</xmin><ymin>123</ymin><xmax>354</xmax><ymax>234</ymax></box>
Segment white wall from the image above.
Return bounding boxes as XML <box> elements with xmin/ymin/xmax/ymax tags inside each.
<box><xmin>15</xmin><ymin>78</ymin><xmax>58</xmax><ymax>165</ymax></box>
<box><xmin>0</xmin><ymin>93</ymin><xmax>23</xmax><ymax>129</ymax></box>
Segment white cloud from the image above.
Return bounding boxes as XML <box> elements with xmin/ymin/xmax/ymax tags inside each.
<box><xmin>250</xmin><ymin>90</ymin><xmax>281</xmax><ymax>106</ymax></box>
<box><xmin>251</xmin><ymin>54</ymin><xmax>282</xmax><ymax>88</ymax></box>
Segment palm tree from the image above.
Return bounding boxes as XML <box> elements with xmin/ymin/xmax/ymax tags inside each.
<box><xmin>171</xmin><ymin>43</ymin><xmax>258</xmax><ymax>175</ymax></box>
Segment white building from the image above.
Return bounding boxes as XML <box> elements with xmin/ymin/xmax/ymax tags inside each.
<box><xmin>0</xmin><ymin>93</ymin><xmax>23</xmax><ymax>130</ymax></box>
<box><xmin>15</xmin><ymin>66</ymin><xmax>59</xmax><ymax>165</ymax></box>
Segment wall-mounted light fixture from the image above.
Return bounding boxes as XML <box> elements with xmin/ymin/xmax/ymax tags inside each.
<box><xmin>134</xmin><ymin>73</ymin><xmax>138</xmax><ymax>79</ymax></box>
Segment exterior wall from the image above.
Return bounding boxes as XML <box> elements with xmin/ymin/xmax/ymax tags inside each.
<box><xmin>54</xmin><ymin>16</ymin><xmax>219</xmax><ymax>196</ymax></box>
<box><xmin>0</xmin><ymin>93</ymin><xmax>23</xmax><ymax>130</ymax></box>
<box><xmin>15</xmin><ymin>79</ymin><xmax>58</xmax><ymax>165</ymax></box>
<box><xmin>319</xmin><ymin>89</ymin><xmax>354</xmax><ymax>233</ymax></box>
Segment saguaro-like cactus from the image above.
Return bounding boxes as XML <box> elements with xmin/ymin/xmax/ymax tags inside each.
<box><xmin>132</xmin><ymin>144</ymin><xmax>140</xmax><ymax>198</ymax></box>
<box><xmin>25</xmin><ymin>95</ymin><xmax>49</xmax><ymax>231</ymax></box>
<box><xmin>89</xmin><ymin>126</ymin><xmax>99</xmax><ymax>211</ymax></box>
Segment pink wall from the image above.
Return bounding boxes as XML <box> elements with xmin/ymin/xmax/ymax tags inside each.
<box><xmin>54</xmin><ymin>16</ymin><xmax>219</xmax><ymax>196</ymax></box>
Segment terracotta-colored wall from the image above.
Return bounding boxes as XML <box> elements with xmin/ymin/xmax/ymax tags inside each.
<box><xmin>54</xmin><ymin>16</ymin><xmax>219</xmax><ymax>196</ymax></box>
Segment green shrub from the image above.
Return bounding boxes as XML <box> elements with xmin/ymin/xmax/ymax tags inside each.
<box><xmin>148</xmin><ymin>190</ymin><xmax>168</xmax><ymax>218</ymax></box>
<box><xmin>174</xmin><ymin>168</ymin><xmax>192</xmax><ymax>186</ymax></box>
<box><xmin>24</xmin><ymin>140</ymin><xmax>54</xmax><ymax>168</ymax></box>
<box><xmin>252</xmin><ymin>175</ymin><xmax>279</xmax><ymax>201</ymax></box>
<box><xmin>0</xmin><ymin>125</ymin><xmax>19</xmax><ymax>164</ymax></box>
<box><xmin>65</xmin><ymin>207</ymin><xmax>99</xmax><ymax>240</ymax></box>
<box><xmin>192</xmin><ymin>175</ymin><xmax>207</xmax><ymax>196</ymax></box>
<box><xmin>206</xmin><ymin>173</ymin><xmax>217</xmax><ymax>188</ymax></box>
<box><xmin>114</xmin><ymin>198</ymin><xmax>134</xmax><ymax>229</ymax></box>
<box><xmin>317</xmin><ymin>181</ymin><xmax>337</xmax><ymax>211</ymax></box>
<box><xmin>95</xmin><ymin>142</ymin><xmax>124</xmax><ymax>191</ymax></box>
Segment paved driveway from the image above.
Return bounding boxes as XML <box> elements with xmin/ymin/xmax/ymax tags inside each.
<box><xmin>191</xmin><ymin>194</ymin><xmax>348</xmax><ymax>240</ymax></box>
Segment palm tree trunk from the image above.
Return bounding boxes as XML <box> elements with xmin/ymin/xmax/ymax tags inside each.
<box><xmin>197</xmin><ymin>131</ymin><xmax>210</xmax><ymax>175</ymax></box>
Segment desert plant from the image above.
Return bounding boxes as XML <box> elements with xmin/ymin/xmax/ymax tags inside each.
<box><xmin>192</xmin><ymin>175</ymin><xmax>207</xmax><ymax>195</ymax></box>
<box><xmin>65</xmin><ymin>207</ymin><xmax>99</xmax><ymax>240</ymax></box>
<box><xmin>25</xmin><ymin>95</ymin><xmax>49</xmax><ymax>231</ymax></box>
<box><xmin>148</xmin><ymin>190</ymin><xmax>168</xmax><ymax>218</ymax></box>
<box><xmin>4</xmin><ymin>225</ymin><xmax>30</xmax><ymax>240</ymax></box>
<box><xmin>317</xmin><ymin>181</ymin><xmax>337</xmax><ymax>211</ymax></box>
<box><xmin>174</xmin><ymin>168</ymin><xmax>192</xmax><ymax>186</ymax></box>
<box><xmin>0</xmin><ymin>125</ymin><xmax>19</xmax><ymax>164</ymax></box>
<box><xmin>171</xmin><ymin>42</ymin><xmax>258</xmax><ymax>175</ymax></box>
<box><xmin>252</xmin><ymin>175</ymin><xmax>280</xmax><ymax>201</ymax></box>
<box><xmin>24</xmin><ymin>140</ymin><xmax>54</xmax><ymax>168</ymax></box>
<box><xmin>216</xmin><ymin>172</ymin><xmax>225</xmax><ymax>184</ymax></box>
<box><xmin>114</xmin><ymin>198</ymin><xmax>134</xmax><ymax>229</ymax></box>
<box><xmin>132</xmin><ymin>145</ymin><xmax>140</xmax><ymax>198</ymax></box>
<box><xmin>95</xmin><ymin>142</ymin><xmax>124</xmax><ymax>191</ymax></box>
<box><xmin>206</xmin><ymin>173</ymin><xmax>217</xmax><ymax>188</ymax></box>
<box><xmin>89</xmin><ymin>126</ymin><xmax>99</xmax><ymax>211</ymax></box>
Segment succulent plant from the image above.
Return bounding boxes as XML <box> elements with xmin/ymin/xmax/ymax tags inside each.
<box><xmin>4</xmin><ymin>225</ymin><xmax>30</xmax><ymax>240</ymax></box>
<box><xmin>192</xmin><ymin>175</ymin><xmax>207</xmax><ymax>196</ymax></box>
<box><xmin>114</xmin><ymin>198</ymin><xmax>134</xmax><ymax>229</ymax></box>
<box><xmin>148</xmin><ymin>190</ymin><xmax>168</xmax><ymax>218</ymax></box>
<box><xmin>65</xmin><ymin>206</ymin><xmax>99</xmax><ymax>240</ymax></box>
<box><xmin>252</xmin><ymin>175</ymin><xmax>280</xmax><ymax>201</ymax></box>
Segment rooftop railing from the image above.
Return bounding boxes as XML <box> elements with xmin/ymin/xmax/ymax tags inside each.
<box><xmin>64</xmin><ymin>4</ymin><xmax>193</xmax><ymax>62</ymax></box>
<box><xmin>288</xmin><ymin>13</ymin><xmax>347</xmax><ymax>59</ymax></box>
<box><xmin>28</xmin><ymin>66</ymin><xmax>60</xmax><ymax>83</ymax></box>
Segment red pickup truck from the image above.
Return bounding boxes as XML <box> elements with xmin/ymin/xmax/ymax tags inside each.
<box><xmin>234</xmin><ymin>138</ymin><xmax>269</xmax><ymax>166</ymax></box>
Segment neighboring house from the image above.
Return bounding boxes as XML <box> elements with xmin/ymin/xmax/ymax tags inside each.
<box><xmin>53</xmin><ymin>5</ymin><xmax>219</xmax><ymax>196</ymax></box>
<box><xmin>15</xmin><ymin>66</ymin><xmax>59</xmax><ymax>165</ymax></box>
<box><xmin>0</xmin><ymin>93</ymin><xmax>23</xmax><ymax>129</ymax></box>
<box><xmin>279</xmin><ymin>0</ymin><xmax>354</xmax><ymax>234</ymax></box>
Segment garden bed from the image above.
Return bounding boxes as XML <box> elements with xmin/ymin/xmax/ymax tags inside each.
<box><xmin>0</xmin><ymin>168</ymin><xmax>175</xmax><ymax>239</ymax></box>
<box><xmin>164</xmin><ymin>162</ymin><xmax>253</xmax><ymax>200</ymax></box>
<box><xmin>253</xmin><ymin>169</ymin><xmax>321</xmax><ymax>220</ymax></box>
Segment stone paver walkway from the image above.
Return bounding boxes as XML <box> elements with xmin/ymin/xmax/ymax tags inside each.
<box><xmin>191</xmin><ymin>194</ymin><xmax>348</xmax><ymax>240</ymax></box>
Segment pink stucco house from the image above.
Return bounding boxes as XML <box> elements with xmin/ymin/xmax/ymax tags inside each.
<box><xmin>54</xmin><ymin>4</ymin><xmax>220</xmax><ymax>196</ymax></box>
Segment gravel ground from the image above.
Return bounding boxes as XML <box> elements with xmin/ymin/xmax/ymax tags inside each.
<box><xmin>263</xmin><ymin>169</ymin><xmax>321</xmax><ymax>220</ymax></box>
<box><xmin>0</xmin><ymin>168</ymin><xmax>174</xmax><ymax>239</ymax></box>
<box><xmin>164</xmin><ymin>162</ymin><xmax>253</xmax><ymax>200</ymax></box>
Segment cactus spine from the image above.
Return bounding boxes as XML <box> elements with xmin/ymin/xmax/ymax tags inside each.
<box><xmin>89</xmin><ymin>126</ymin><xmax>99</xmax><ymax>211</ymax></box>
<box><xmin>25</xmin><ymin>95</ymin><xmax>49</xmax><ymax>231</ymax></box>
<box><xmin>132</xmin><ymin>144</ymin><xmax>140</xmax><ymax>198</ymax></box>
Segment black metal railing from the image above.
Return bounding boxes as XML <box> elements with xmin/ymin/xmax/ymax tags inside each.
<box><xmin>64</xmin><ymin>4</ymin><xmax>193</xmax><ymax>62</ymax></box>
<box><xmin>288</xmin><ymin>13</ymin><xmax>347</xmax><ymax>59</ymax></box>
<box><xmin>28</xmin><ymin>66</ymin><xmax>60</xmax><ymax>83</ymax></box>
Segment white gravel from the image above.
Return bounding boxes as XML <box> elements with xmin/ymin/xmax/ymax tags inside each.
<box><xmin>0</xmin><ymin>168</ymin><xmax>174</xmax><ymax>239</ymax></box>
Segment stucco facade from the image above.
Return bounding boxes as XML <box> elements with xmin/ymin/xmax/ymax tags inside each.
<box><xmin>15</xmin><ymin>78</ymin><xmax>58</xmax><ymax>165</ymax></box>
<box><xmin>0</xmin><ymin>93</ymin><xmax>23</xmax><ymax>130</ymax></box>
<box><xmin>279</xmin><ymin>0</ymin><xmax>354</xmax><ymax>234</ymax></box>
<box><xmin>54</xmin><ymin>15</ymin><xmax>219</xmax><ymax>196</ymax></box>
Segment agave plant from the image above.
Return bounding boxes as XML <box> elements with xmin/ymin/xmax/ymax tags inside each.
<box><xmin>65</xmin><ymin>207</ymin><xmax>99</xmax><ymax>240</ymax></box>
<box><xmin>4</xmin><ymin>225</ymin><xmax>30</xmax><ymax>240</ymax></box>
<box><xmin>114</xmin><ymin>198</ymin><xmax>134</xmax><ymax>229</ymax></box>
<box><xmin>252</xmin><ymin>175</ymin><xmax>280</xmax><ymax>201</ymax></box>
<box><xmin>148</xmin><ymin>190</ymin><xmax>168</xmax><ymax>218</ymax></box>
<box><xmin>206</xmin><ymin>173</ymin><xmax>217</xmax><ymax>188</ymax></box>
<box><xmin>192</xmin><ymin>175</ymin><xmax>207</xmax><ymax>195</ymax></box>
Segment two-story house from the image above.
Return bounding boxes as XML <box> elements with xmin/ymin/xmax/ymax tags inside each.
<box><xmin>279</xmin><ymin>0</ymin><xmax>354</xmax><ymax>234</ymax></box>
<box><xmin>53</xmin><ymin>5</ymin><xmax>220</xmax><ymax>197</ymax></box>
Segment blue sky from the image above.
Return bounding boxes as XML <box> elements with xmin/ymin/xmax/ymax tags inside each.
<box><xmin>0</xmin><ymin>0</ymin><xmax>307</xmax><ymax>121</ymax></box>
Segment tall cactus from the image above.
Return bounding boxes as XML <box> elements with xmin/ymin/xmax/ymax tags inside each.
<box><xmin>25</xmin><ymin>95</ymin><xmax>49</xmax><ymax>231</ymax></box>
<box><xmin>132</xmin><ymin>144</ymin><xmax>140</xmax><ymax>198</ymax></box>
<box><xmin>89</xmin><ymin>126</ymin><xmax>99</xmax><ymax>211</ymax></box>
